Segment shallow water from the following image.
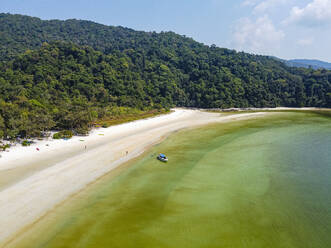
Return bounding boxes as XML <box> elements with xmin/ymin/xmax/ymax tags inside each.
<box><xmin>9</xmin><ymin>112</ymin><xmax>331</xmax><ymax>248</ymax></box>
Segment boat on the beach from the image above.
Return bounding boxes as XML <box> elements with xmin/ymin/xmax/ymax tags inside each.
<box><xmin>157</xmin><ymin>153</ymin><xmax>168</xmax><ymax>162</ymax></box>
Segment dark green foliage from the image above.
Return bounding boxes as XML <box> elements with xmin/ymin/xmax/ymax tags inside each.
<box><xmin>0</xmin><ymin>143</ymin><xmax>10</xmax><ymax>151</ymax></box>
<box><xmin>53</xmin><ymin>130</ymin><xmax>74</xmax><ymax>139</ymax></box>
<box><xmin>22</xmin><ymin>140</ymin><xmax>32</xmax><ymax>146</ymax></box>
<box><xmin>0</xmin><ymin>41</ymin><xmax>180</xmax><ymax>139</ymax></box>
<box><xmin>0</xmin><ymin>13</ymin><xmax>330</xmax><ymax>140</ymax></box>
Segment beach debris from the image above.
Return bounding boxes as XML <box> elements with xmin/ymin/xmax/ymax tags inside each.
<box><xmin>36</xmin><ymin>148</ymin><xmax>40</xmax><ymax>151</ymax></box>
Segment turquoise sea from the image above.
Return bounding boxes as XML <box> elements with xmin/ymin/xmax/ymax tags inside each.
<box><xmin>8</xmin><ymin>112</ymin><xmax>331</xmax><ymax>248</ymax></box>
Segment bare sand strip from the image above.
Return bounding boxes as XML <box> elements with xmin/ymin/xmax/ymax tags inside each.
<box><xmin>0</xmin><ymin>109</ymin><xmax>272</xmax><ymax>246</ymax></box>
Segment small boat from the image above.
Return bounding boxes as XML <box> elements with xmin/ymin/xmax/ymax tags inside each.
<box><xmin>157</xmin><ymin>153</ymin><xmax>168</xmax><ymax>162</ymax></box>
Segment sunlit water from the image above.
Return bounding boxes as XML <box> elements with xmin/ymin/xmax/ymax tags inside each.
<box><xmin>8</xmin><ymin>112</ymin><xmax>331</xmax><ymax>248</ymax></box>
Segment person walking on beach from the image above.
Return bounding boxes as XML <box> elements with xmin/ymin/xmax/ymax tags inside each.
<box><xmin>85</xmin><ymin>145</ymin><xmax>87</xmax><ymax>150</ymax></box>
<box><xmin>126</xmin><ymin>151</ymin><xmax>128</xmax><ymax>155</ymax></box>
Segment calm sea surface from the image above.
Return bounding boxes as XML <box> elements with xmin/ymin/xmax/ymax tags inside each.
<box><xmin>10</xmin><ymin>112</ymin><xmax>331</xmax><ymax>248</ymax></box>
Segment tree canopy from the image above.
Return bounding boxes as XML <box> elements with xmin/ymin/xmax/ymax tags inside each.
<box><xmin>0</xmin><ymin>13</ymin><xmax>330</xmax><ymax>139</ymax></box>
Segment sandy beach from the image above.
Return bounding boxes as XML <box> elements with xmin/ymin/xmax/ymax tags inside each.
<box><xmin>0</xmin><ymin>108</ymin><xmax>305</xmax><ymax>246</ymax></box>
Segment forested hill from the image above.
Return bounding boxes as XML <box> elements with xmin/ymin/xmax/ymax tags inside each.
<box><xmin>1</xmin><ymin>13</ymin><xmax>225</xmax><ymax>63</ymax></box>
<box><xmin>0</xmin><ymin>13</ymin><xmax>330</xmax><ymax>139</ymax></box>
<box><xmin>286</xmin><ymin>59</ymin><xmax>331</xmax><ymax>70</ymax></box>
<box><xmin>0</xmin><ymin>13</ymin><xmax>151</xmax><ymax>61</ymax></box>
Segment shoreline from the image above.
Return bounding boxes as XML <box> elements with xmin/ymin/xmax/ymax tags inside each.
<box><xmin>1</xmin><ymin>107</ymin><xmax>328</xmax><ymax>158</ymax></box>
<box><xmin>210</xmin><ymin>107</ymin><xmax>331</xmax><ymax>112</ymax></box>
<box><xmin>0</xmin><ymin>108</ymin><xmax>324</xmax><ymax>246</ymax></box>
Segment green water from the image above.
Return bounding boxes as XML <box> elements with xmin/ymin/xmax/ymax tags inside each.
<box><xmin>10</xmin><ymin>112</ymin><xmax>331</xmax><ymax>248</ymax></box>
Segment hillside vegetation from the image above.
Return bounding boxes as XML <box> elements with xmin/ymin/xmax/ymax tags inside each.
<box><xmin>0</xmin><ymin>13</ymin><xmax>330</xmax><ymax>139</ymax></box>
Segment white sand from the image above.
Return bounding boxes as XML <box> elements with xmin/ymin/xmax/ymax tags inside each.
<box><xmin>0</xmin><ymin>109</ymin><xmax>271</xmax><ymax>246</ymax></box>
